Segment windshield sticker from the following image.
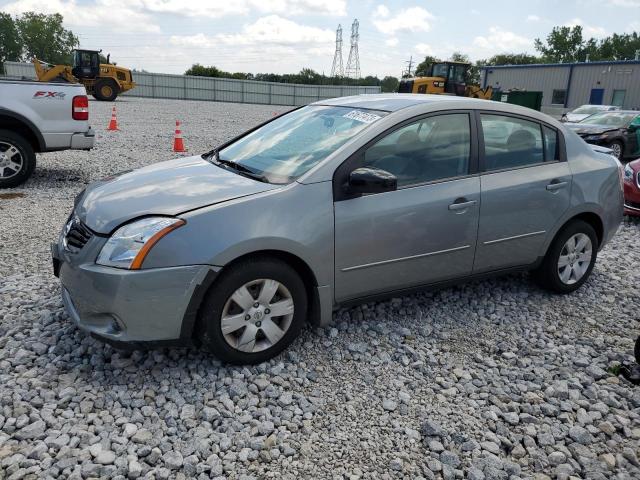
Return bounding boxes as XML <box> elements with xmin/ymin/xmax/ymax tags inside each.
<box><xmin>343</xmin><ymin>110</ymin><xmax>381</xmax><ymax>124</ymax></box>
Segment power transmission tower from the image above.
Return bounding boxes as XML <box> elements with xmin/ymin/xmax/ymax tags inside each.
<box><xmin>330</xmin><ymin>24</ymin><xmax>344</xmax><ymax>77</ymax></box>
<box><xmin>345</xmin><ymin>19</ymin><xmax>360</xmax><ymax>79</ymax></box>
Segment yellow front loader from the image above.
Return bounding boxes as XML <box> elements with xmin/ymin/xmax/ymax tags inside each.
<box><xmin>33</xmin><ymin>49</ymin><xmax>136</xmax><ymax>101</ymax></box>
<box><xmin>398</xmin><ymin>61</ymin><xmax>493</xmax><ymax>100</ymax></box>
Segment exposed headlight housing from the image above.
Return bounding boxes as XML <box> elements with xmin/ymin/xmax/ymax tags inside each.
<box><xmin>584</xmin><ymin>133</ymin><xmax>608</xmax><ymax>141</ymax></box>
<box><xmin>624</xmin><ymin>163</ymin><xmax>634</xmax><ymax>182</ymax></box>
<box><xmin>96</xmin><ymin>217</ymin><xmax>185</xmax><ymax>269</ymax></box>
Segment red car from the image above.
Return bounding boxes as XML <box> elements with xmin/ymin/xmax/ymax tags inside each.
<box><xmin>624</xmin><ymin>159</ymin><xmax>640</xmax><ymax>216</ymax></box>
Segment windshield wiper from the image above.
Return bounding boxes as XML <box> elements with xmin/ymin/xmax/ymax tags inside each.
<box><xmin>212</xmin><ymin>156</ymin><xmax>269</xmax><ymax>183</ymax></box>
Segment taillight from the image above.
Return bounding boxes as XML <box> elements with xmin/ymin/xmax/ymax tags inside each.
<box><xmin>72</xmin><ymin>95</ymin><xmax>89</xmax><ymax>121</ymax></box>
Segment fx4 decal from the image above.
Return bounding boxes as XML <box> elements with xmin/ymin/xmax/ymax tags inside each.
<box><xmin>33</xmin><ymin>91</ymin><xmax>66</xmax><ymax>99</ymax></box>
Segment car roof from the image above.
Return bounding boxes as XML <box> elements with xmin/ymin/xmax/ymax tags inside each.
<box><xmin>314</xmin><ymin>94</ymin><xmax>482</xmax><ymax>112</ymax></box>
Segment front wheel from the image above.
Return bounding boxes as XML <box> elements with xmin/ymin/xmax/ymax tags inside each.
<box><xmin>197</xmin><ymin>258</ymin><xmax>307</xmax><ymax>364</ymax></box>
<box><xmin>533</xmin><ymin>220</ymin><xmax>598</xmax><ymax>293</ymax></box>
<box><xmin>94</xmin><ymin>79</ymin><xmax>119</xmax><ymax>101</ymax></box>
<box><xmin>609</xmin><ymin>140</ymin><xmax>623</xmax><ymax>160</ymax></box>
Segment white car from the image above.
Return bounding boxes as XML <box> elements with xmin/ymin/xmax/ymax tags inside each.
<box><xmin>561</xmin><ymin>104</ymin><xmax>620</xmax><ymax>123</ymax></box>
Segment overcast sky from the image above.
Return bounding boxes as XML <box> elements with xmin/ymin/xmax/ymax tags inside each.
<box><xmin>2</xmin><ymin>0</ymin><xmax>639</xmax><ymax>77</ymax></box>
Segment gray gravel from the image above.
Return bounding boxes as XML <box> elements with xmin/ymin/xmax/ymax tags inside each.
<box><xmin>1</xmin><ymin>97</ymin><xmax>640</xmax><ymax>479</ymax></box>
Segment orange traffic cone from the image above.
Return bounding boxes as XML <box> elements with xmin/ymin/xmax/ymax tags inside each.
<box><xmin>173</xmin><ymin>120</ymin><xmax>186</xmax><ymax>152</ymax></box>
<box><xmin>107</xmin><ymin>106</ymin><xmax>119</xmax><ymax>131</ymax></box>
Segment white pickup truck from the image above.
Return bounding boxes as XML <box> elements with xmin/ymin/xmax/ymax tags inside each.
<box><xmin>0</xmin><ymin>79</ymin><xmax>95</xmax><ymax>188</ymax></box>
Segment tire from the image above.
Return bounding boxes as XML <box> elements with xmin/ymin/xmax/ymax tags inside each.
<box><xmin>533</xmin><ymin>220</ymin><xmax>598</xmax><ymax>293</ymax></box>
<box><xmin>0</xmin><ymin>129</ymin><xmax>36</xmax><ymax>188</ymax></box>
<box><xmin>94</xmin><ymin>79</ymin><xmax>119</xmax><ymax>101</ymax></box>
<box><xmin>197</xmin><ymin>257</ymin><xmax>307</xmax><ymax>364</ymax></box>
<box><xmin>608</xmin><ymin>140</ymin><xmax>623</xmax><ymax>160</ymax></box>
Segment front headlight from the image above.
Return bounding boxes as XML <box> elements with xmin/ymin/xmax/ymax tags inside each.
<box><xmin>624</xmin><ymin>163</ymin><xmax>634</xmax><ymax>182</ymax></box>
<box><xmin>97</xmin><ymin>217</ymin><xmax>185</xmax><ymax>269</ymax></box>
<box><xmin>584</xmin><ymin>134</ymin><xmax>607</xmax><ymax>141</ymax></box>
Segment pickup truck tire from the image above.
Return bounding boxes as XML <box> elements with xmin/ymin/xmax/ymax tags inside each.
<box><xmin>93</xmin><ymin>79</ymin><xmax>119</xmax><ymax>101</ymax></box>
<box><xmin>0</xmin><ymin>129</ymin><xmax>36</xmax><ymax>188</ymax></box>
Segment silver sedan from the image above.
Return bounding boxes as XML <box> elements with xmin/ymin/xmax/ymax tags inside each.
<box><xmin>52</xmin><ymin>95</ymin><xmax>624</xmax><ymax>364</ymax></box>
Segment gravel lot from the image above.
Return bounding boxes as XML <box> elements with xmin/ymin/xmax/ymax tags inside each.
<box><xmin>1</xmin><ymin>97</ymin><xmax>639</xmax><ymax>480</ymax></box>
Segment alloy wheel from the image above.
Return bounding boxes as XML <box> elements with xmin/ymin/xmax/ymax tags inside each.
<box><xmin>611</xmin><ymin>142</ymin><xmax>622</xmax><ymax>159</ymax></box>
<box><xmin>0</xmin><ymin>141</ymin><xmax>23</xmax><ymax>179</ymax></box>
<box><xmin>220</xmin><ymin>278</ymin><xmax>295</xmax><ymax>353</ymax></box>
<box><xmin>557</xmin><ymin>233</ymin><xmax>592</xmax><ymax>285</ymax></box>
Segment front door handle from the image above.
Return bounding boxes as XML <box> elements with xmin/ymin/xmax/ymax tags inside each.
<box><xmin>546</xmin><ymin>180</ymin><xmax>568</xmax><ymax>191</ymax></box>
<box><xmin>448</xmin><ymin>199</ymin><xmax>477</xmax><ymax>211</ymax></box>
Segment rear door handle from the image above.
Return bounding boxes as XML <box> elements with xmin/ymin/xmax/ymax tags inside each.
<box><xmin>546</xmin><ymin>181</ymin><xmax>568</xmax><ymax>191</ymax></box>
<box><xmin>448</xmin><ymin>199</ymin><xmax>477</xmax><ymax>211</ymax></box>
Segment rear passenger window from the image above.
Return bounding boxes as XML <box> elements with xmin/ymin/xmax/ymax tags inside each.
<box><xmin>481</xmin><ymin>115</ymin><xmax>544</xmax><ymax>171</ymax></box>
<box><xmin>543</xmin><ymin>125</ymin><xmax>559</xmax><ymax>161</ymax></box>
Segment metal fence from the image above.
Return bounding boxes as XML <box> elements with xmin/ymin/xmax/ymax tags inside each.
<box><xmin>2</xmin><ymin>62</ymin><xmax>380</xmax><ymax>106</ymax></box>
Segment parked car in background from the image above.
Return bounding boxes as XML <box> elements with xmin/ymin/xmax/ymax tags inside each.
<box><xmin>52</xmin><ymin>95</ymin><xmax>623</xmax><ymax>364</ymax></box>
<box><xmin>623</xmin><ymin>158</ymin><xmax>640</xmax><ymax>216</ymax></box>
<box><xmin>0</xmin><ymin>79</ymin><xmax>95</xmax><ymax>188</ymax></box>
<box><xmin>565</xmin><ymin>111</ymin><xmax>640</xmax><ymax>160</ymax></box>
<box><xmin>561</xmin><ymin>104</ymin><xmax>620</xmax><ymax>123</ymax></box>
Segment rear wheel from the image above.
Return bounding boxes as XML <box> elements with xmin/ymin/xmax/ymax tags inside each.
<box><xmin>94</xmin><ymin>79</ymin><xmax>118</xmax><ymax>101</ymax></box>
<box><xmin>533</xmin><ymin>220</ymin><xmax>598</xmax><ymax>293</ymax></box>
<box><xmin>609</xmin><ymin>140</ymin><xmax>623</xmax><ymax>160</ymax></box>
<box><xmin>197</xmin><ymin>258</ymin><xmax>307</xmax><ymax>364</ymax></box>
<box><xmin>0</xmin><ymin>130</ymin><xmax>36</xmax><ymax>188</ymax></box>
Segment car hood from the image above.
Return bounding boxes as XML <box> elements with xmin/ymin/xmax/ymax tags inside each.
<box><xmin>76</xmin><ymin>155</ymin><xmax>279</xmax><ymax>234</ymax></box>
<box><xmin>565</xmin><ymin>113</ymin><xmax>590</xmax><ymax>122</ymax></box>
<box><xmin>565</xmin><ymin>123</ymin><xmax>618</xmax><ymax>136</ymax></box>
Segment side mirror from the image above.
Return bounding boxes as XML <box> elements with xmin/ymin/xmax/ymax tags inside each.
<box><xmin>629</xmin><ymin>123</ymin><xmax>640</xmax><ymax>132</ymax></box>
<box><xmin>348</xmin><ymin>167</ymin><xmax>397</xmax><ymax>195</ymax></box>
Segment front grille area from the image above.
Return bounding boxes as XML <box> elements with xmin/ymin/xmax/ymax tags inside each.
<box><xmin>63</xmin><ymin>217</ymin><xmax>93</xmax><ymax>252</ymax></box>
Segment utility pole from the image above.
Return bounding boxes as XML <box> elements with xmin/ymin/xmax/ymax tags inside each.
<box><xmin>403</xmin><ymin>56</ymin><xmax>414</xmax><ymax>77</ymax></box>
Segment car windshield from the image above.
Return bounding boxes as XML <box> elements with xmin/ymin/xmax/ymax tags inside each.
<box><xmin>217</xmin><ymin>105</ymin><xmax>387</xmax><ymax>184</ymax></box>
<box><xmin>579</xmin><ymin>112</ymin><xmax>638</xmax><ymax>127</ymax></box>
<box><xmin>572</xmin><ymin>105</ymin><xmax>607</xmax><ymax>115</ymax></box>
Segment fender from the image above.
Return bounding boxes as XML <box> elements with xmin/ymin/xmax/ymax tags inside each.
<box><xmin>0</xmin><ymin>108</ymin><xmax>46</xmax><ymax>152</ymax></box>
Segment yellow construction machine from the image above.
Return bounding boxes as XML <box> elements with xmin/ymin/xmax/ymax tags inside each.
<box><xmin>33</xmin><ymin>49</ymin><xmax>136</xmax><ymax>101</ymax></box>
<box><xmin>398</xmin><ymin>61</ymin><xmax>493</xmax><ymax>100</ymax></box>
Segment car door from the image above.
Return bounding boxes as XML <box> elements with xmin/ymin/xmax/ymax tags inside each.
<box><xmin>474</xmin><ymin>112</ymin><xmax>572</xmax><ymax>273</ymax></box>
<box><xmin>333</xmin><ymin>112</ymin><xmax>480</xmax><ymax>302</ymax></box>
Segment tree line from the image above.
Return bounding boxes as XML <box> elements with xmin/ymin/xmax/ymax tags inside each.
<box><xmin>184</xmin><ymin>64</ymin><xmax>401</xmax><ymax>92</ymax></box>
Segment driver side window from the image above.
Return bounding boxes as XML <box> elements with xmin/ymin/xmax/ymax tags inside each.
<box><xmin>361</xmin><ymin>114</ymin><xmax>471</xmax><ymax>188</ymax></box>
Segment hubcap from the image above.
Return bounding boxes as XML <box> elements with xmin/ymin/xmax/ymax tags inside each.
<box><xmin>0</xmin><ymin>142</ymin><xmax>23</xmax><ymax>179</ymax></box>
<box><xmin>102</xmin><ymin>85</ymin><xmax>112</xmax><ymax>97</ymax></box>
<box><xmin>557</xmin><ymin>233</ymin><xmax>592</xmax><ymax>285</ymax></box>
<box><xmin>220</xmin><ymin>278</ymin><xmax>294</xmax><ymax>353</ymax></box>
<box><xmin>611</xmin><ymin>143</ymin><xmax>622</xmax><ymax>159</ymax></box>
